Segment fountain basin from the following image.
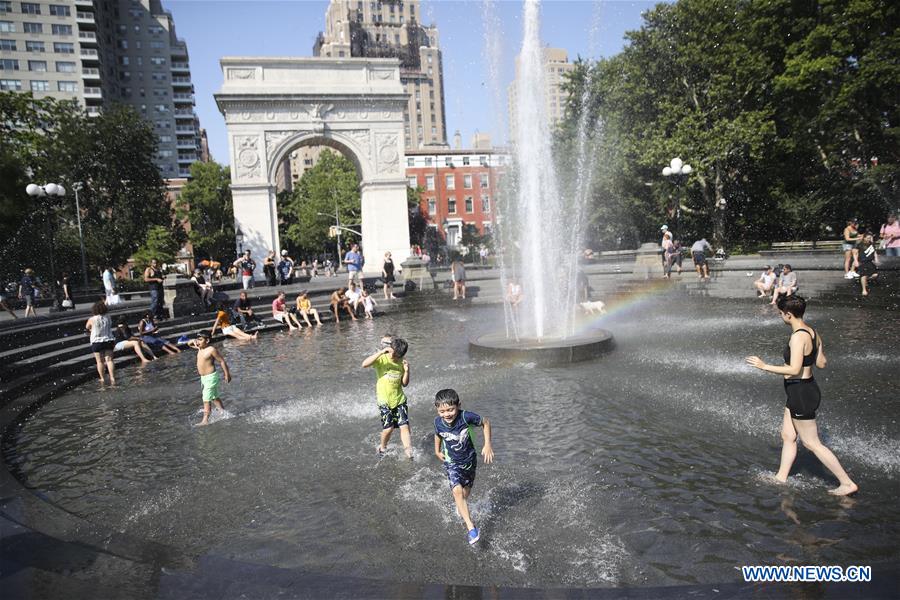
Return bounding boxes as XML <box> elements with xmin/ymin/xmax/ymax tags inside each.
<box><xmin>469</xmin><ymin>329</ymin><xmax>614</xmax><ymax>364</ymax></box>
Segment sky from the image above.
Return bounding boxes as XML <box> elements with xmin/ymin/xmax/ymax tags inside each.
<box><xmin>163</xmin><ymin>0</ymin><xmax>657</xmax><ymax>166</ymax></box>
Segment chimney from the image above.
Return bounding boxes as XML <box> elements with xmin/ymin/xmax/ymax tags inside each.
<box><xmin>453</xmin><ymin>130</ymin><xmax>462</xmax><ymax>150</ymax></box>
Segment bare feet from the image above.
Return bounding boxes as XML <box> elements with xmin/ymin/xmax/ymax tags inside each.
<box><xmin>404</xmin><ymin>447</ymin><xmax>413</xmax><ymax>460</ymax></box>
<box><xmin>198</xmin><ymin>419</ymin><xmax>208</xmax><ymax>427</ymax></box>
<box><xmin>252</xmin><ymin>331</ymin><xmax>259</xmax><ymax>338</ymax></box>
<box><xmin>828</xmin><ymin>482</ymin><xmax>858</xmax><ymax>496</ymax></box>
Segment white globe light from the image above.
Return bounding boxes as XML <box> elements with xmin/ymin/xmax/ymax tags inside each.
<box><xmin>56</xmin><ymin>185</ymin><xmax>66</xmax><ymax>196</ymax></box>
<box><xmin>44</xmin><ymin>183</ymin><xmax>59</xmax><ymax>195</ymax></box>
<box><xmin>670</xmin><ymin>157</ymin><xmax>683</xmax><ymax>172</ymax></box>
<box><xmin>662</xmin><ymin>166</ymin><xmax>673</xmax><ymax>176</ymax></box>
<box><xmin>26</xmin><ymin>183</ymin><xmax>40</xmax><ymax>196</ymax></box>
<box><xmin>681</xmin><ymin>164</ymin><xmax>692</xmax><ymax>175</ymax></box>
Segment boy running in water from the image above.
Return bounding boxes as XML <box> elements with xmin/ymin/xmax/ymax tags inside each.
<box><xmin>188</xmin><ymin>331</ymin><xmax>232</xmax><ymax>426</ymax></box>
<box><xmin>433</xmin><ymin>389</ymin><xmax>494</xmax><ymax>544</ymax></box>
<box><xmin>362</xmin><ymin>337</ymin><xmax>412</xmax><ymax>458</ymax></box>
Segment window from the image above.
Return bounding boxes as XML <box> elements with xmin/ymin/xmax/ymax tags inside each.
<box><xmin>159</xmin><ymin>135</ymin><xmax>172</xmax><ymax>143</ymax></box>
<box><xmin>154</xmin><ymin>103</ymin><xmax>167</xmax><ymax>113</ymax></box>
<box><xmin>0</xmin><ymin>20</ymin><xmax>15</xmax><ymax>32</ymax></box>
<box><xmin>407</xmin><ymin>176</ymin><xmax>417</xmax><ymax>188</ymax></box>
<box><xmin>480</xmin><ymin>174</ymin><xmax>489</xmax><ymax>188</ymax></box>
<box><xmin>51</xmin><ymin>24</ymin><xmax>72</xmax><ymax>36</ymax></box>
<box><xmin>0</xmin><ymin>77</ymin><xmax>21</xmax><ymax>90</ymax></box>
<box><xmin>20</xmin><ymin>2</ymin><xmax>40</xmax><ymax>14</ymax></box>
<box><xmin>424</xmin><ymin>156</ymin><xmax>432</xmax><ymax>167</ymax></box>
<box><xmin>427</xmin><ymin>199</ymin><xmax>436</xmax><ymax>215</ymax></box>
<box><xmin>30</xmin><ymin>79</ymin><xmax>48</xmax><ymax>91</ymax></box>
<box><xmin>447</xmin><ymin>199</ymin><xmax>456</xmax><ymax>214</ymax></box>
<box><xmin>479</xmin><ymin>156</ymin><xmax>487</xmax><ymax>166</ymax></box>
<box><xmin>462</xmin><ymin>156</ymin><xmax>470</xmax><ymax>166</ymax></box>
<box><xmin>445</xmin><ymin>174</ymin><xmax>454</xmax><ymax>189</ymax></box>
<box><xmin>463</xmin><ymin>175</ymin><xmax>472</xmax><ymax>189</ymax></box>
<box><xmin>406</xmin><ymin>157</ymin><xmax>414</xmax><ymax>167</ymax></box>
<box><xmin>27</xmin><ymin>59</ymin><xmax>45</xmax><ymax>71</ymax></box>
<box><xmin>425</xmin><ymin>175</ymin><xmax>434</xmax><ymax>190</ymax></box>
<box><xmin>129</xmin><ymin>8</ymin><xmax>141</xmax><ymax>18</ymax></box>
<box><xmin>55</xmin><ymin>61</ymin><xmax>75</xmax><ymax>72</ymax></box>
<box><xmin>48</xmin><ymin>4</ymin><xmax>69</xmax><ymax>16</ymax></box>
<box><xmin>57</xmin><ymin>80</ymin><xmax>76</xmax><ymax>92</ymax></box>
<box><xmin>25</xmin><ymin>40</ymin><xmax>42</xmax><ymax>51</ymax></box>
<box><xmin>444</xmin><ymin>156</ymin><xmax>452</xmax><ymax>166</ymax></box>
<box><xmin>481</xmin><ymin>195</ymin><xmax>490</xmax><ymax>213</ymax></box>
<box><xmin>149</xmin><ymin>40</ymin><xmax>163</xmax><ymax>49</ymax></box>
<box><xmin>431</xmin><ymin>126</ymin><xmax>437</xmax><ymax>136</ymax></box>
<box><xmin>149</xmin><ymin>56</ymin><xmax>165</xmax><ymax>65</ymax></box>
<box><xmin>118</xmin><ymin>39</ymin><xmax>128</xmax><ymax>49</ymax></box>
<box><xmin>0</xmin><ymin>57</ymin><xmax>16</xmax><ymax>70</ymax></box>
<box><xmin>22</xmin><ymin>22</ymin><xmax>41</xmax><ymax>33</ymax></box>
<box><xmin>53</xmin><ymin>42</ymin><xmax>74</xmax><ymax>53</ymax></box>
<box><xmin>119</xmin><ymin>56</ymin><xmax>129</xmax><ymax>66</ymax></box>
<box><xmin>0</xmin><ymin>39</ymin><xmax>16</xmax><ymax>51</ymax></box>
<box><xmin>465</xmin><ymin>197</ymin><xmax>473</xmax><ymax>213</ymax></box>
<box><xmin>0</xmin><ymin>2</ymin><xmax>10</xmax><ymax>13</ymax></box>
<box><xmin>148</xmin><ymin>25</ymin><xmax>163</xmax><ymax>34</ymax></box>
<box><xmin>158</xmin><ymin>149</ymin><xmax>173</xmax><ymax>158</ymax></box>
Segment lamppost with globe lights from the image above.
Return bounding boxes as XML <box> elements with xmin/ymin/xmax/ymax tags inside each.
<box><xmin>661</xmin><ymin>157</ymin><xmax>692</xmax><ymax>237</ymax></box>
<box><xmin>26</xmin><ymin>182</ymin><xmax>90</xmax><ymax>288</ymax></box>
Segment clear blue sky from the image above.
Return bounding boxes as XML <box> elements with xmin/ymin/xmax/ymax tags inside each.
<box><xmin>164</xmin><ymin>0</ymin><xmax>656</xmax><ymax>165</ymax></box>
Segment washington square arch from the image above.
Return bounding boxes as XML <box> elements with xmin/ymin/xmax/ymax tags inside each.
<box><xmin>215</xmin><ymin>57</ymin><xmax>411</xmax><ymax>273</ymax></box>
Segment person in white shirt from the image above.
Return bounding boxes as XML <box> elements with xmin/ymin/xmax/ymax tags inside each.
<box><xmin>345</xmin><ymin>281</ymin><xmax>363</xmax><ymax>313</ymax></box>
<box><xmin>754</xmin><ymin>265</ymin><xmax>776</xmax><ymax>298</ymax></box>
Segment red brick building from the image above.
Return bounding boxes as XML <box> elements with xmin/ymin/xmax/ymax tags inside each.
<box><xmin>405</xmin><ymin>148</ymin><xmax>509</xmax><ymax>248</ymax></box>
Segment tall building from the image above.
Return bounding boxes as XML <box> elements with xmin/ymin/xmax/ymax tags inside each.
<box><xmin>507</xmin><ymin>47</ymin><xmax>574</xmax><ymax>144</ymax></box>
<box><xmin>314</xmin><ymin>0</ymin><xmax>447</xmax><ymax>149</ymax></box>
<box><xmin>0</xmin><ymin>0</ymin><xmax>203</xmax><ymax>178</ymax></box>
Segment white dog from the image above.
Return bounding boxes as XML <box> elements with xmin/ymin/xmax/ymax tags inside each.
<box><xmin>579</xmin><ymin>300</ymin><xmax>606</xmax><ymax>314</ymax></box>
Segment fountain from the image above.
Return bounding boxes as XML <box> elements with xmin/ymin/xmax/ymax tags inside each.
<box><xmin>470</xmin><ymin>0</ymin><xmax>613</xmax><ymax>363</ymax></box>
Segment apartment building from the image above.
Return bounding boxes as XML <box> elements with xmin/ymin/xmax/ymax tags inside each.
<box><xmin>314</xmin><ymin>0</ymin><xmax>447</xmax><ymax>149</ymax></box>
<box><xmin>0</xmin><ymin>0</ymin><xmax>203</xmax><ymax>178</ymax></box>
<box><xmin>405</xmin><ymin>148</ymin><xmax>509</xmax><ymax>247</ymax></box>
<box><xmin>507</xmin><ymin>47</ymin><xmax>574</xmax><ymax>144</ymax></box>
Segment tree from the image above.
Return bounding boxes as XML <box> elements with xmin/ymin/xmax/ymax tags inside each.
<box><xmin>132</xmin><ymin>225</ymin><xmax>180</xmax><ymax>270</ymax></box>
<box><xmin>177</xmin><ymin>161</ymin><xmax>235</xmax><ymax>262</ymax></box>
<box><xmin>0</xmin><ymin>93</ymin><xmax>176</xmax><ymax>280</ymax></box>
<box><xmin>407</xmin><ymin>185</ymin><xmax>428</xmax><ymax>247</ymax></box>
<box><xmin>279</xmin><ymin>149</ymin><xmax>361</xmax><ymax>256</ymax></box>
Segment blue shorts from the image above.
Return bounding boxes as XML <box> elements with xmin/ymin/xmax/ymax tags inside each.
<box><xmin>444</xmin><ymin>461</ymin><xmax>477</xmax><ymax>490</ymax></box>
<box><xmin>379</xmin><ymin>403</ymin><xmax>409</xmax><ymax>430</ymax></box>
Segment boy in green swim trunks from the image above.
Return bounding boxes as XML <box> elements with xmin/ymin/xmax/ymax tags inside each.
<box><xmin>188</xmin><ymin>331</ymin><xmax>232</xmax><ymax>426</ymax></box>
<box><xmin>362</xmin><ymin>336</ymin><xmax>412</xmax><ymax>458</ymax></box>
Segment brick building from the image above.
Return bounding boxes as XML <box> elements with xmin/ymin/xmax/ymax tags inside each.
<box><xmin>405</xmin><ymin>148</ymin><xmax>509</xmax><ymax>248</ymax></box>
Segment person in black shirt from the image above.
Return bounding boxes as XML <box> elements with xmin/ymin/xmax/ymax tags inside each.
<box><xmin>143</xmin><ymin>259</ymin><xmax>166</xmax><ymax>319</ymax></box>
<box><xmin>233</xmin><ymin>291</ymin><xmax>262</xmax><ymax>329</ymax></box>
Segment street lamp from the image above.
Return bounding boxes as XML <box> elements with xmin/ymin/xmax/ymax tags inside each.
<box><xmin>26</xmin><ymin>182</ymin><xmax>69</xmax><ymax>295</ymax></box>
<box><xmin>662</xmin><ymin>157</ymin><xmax>692</xmax><ymax>236</ymax></box>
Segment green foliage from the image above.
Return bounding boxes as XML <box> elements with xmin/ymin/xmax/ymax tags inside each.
<box><xmin>0</xmin><ymin>93</ymin><xmax>175</xmax><ymax>281</ymax></box>
<box><xmin>132</xmin><ymin>225</ymin><xmax>181</xmax><ymax>270</ymax></box>
<box><xmin>279</xmin><ymin>149</ymin><xmax>361</xmax><ymax>256</ymax></box>
<box><xmin>558</xmin><ymin>0</ymin><xmax>898</xmax><ymax>249</ymax></box>
<box><xmin>407</xmin><ymin>185</ymin><xmax>429</xmax><ymax>246</ymax></box>
<box><xmin>177</xmin><ymin>161</ymin><xmax>235</xmax><ymax>262</ymax></box>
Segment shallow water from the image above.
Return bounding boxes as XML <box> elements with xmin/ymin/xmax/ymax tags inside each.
<box><xmin>7</xmin><ymin>295</ymin><xmax>900</xmax><ymax>588</ymax></box>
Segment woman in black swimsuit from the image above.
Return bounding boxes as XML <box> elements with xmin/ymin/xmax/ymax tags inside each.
<box><xmin>746</xmin><ymin>295</ymin><xmax>858</xmax><ymax>496</ymax></box>
<box><xmin>382</xmin><ymin>251</ymin><xmax>397</xmax><ymax>300</ymax></box>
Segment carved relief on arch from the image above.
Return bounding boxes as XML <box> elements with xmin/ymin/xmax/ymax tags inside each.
<box><xmin>234</xmin><ymin>135</ymin><xmax>261</xmax><ymax>181</ymax></box>
<box><xmin>340</xmin><ymin>129</ymin><xmax>370</xmax><ymax>157</ymax></box>
<box><xmin>375</xmin><ymin>132</ymin><xmax>400</xmax><ymax>176</ymax></box>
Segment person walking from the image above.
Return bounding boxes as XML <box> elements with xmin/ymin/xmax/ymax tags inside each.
<box><xmin>879</xmin><ymin>213</ymin><xmax>900</xmax><ymax>257</ymax></box>
<box><xmin>344</xmin><ymin>243</ymin><xmax>363</xmax><ymax>285</ymax></box>
<box><xmin>86</xmin><ymin>299</ymin><xmax>116</xmax><ymax>385</ymax></box>
<box><xmin>842</xmin><ymin>218</ymin><xmax>861</xmax><ymax>279</ymax></box>
<box><xmin>18</xmin><ymin>268</ymin><xmax>37</xmax><ymax>317</ymax></box>
<box><xmin>263</xmin><ymin>250</ymin><xmax>277</xmax><ymax>286</ymax></box>
<box><xmin>143</xmin><ymin>259</ymin><xmax>166</xmax><ymax>319</ymax></box>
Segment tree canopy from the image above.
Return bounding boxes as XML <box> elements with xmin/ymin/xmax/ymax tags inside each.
<box><xmin>0</xmin><ymin>92</ymin><xmax>176</xmax><ymax>282</ymax></box>
<box><xmin>279</xmin><ymin>149</ymin><xmax>361</xmax><ymax>257</ymax></box>
<box><xmin>559</xmin><ymin>0</ymin><xmax>898</xmax><ymax>250</ymax></box>
<box><xmin>177</xmin><ymin>161</ymin><xmax>235</xmax><ymax>263</ymax></box>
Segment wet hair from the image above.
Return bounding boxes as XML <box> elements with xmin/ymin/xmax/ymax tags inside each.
<box><xmin>777</xmin><ymin>295</ymin><xmax>806</xmax><ymax>318</ymax></box>
<box><xmin>196</xmin><ymin>331</ymin><xmax>210</xmax><ymax>340</ymax></box>
<box><xmin>434</xmin><ymin>388</ymin><xmax>460</xmax><ymax>407</ymax></box>
<box><xmin>92</xmin><ymin>300</ymin><xmax>108</xmax><ymax>315</ymax></box>
<box><xmin>390</xmin><ymin>337</ymin><xmax>408</xmax><ymax>359</ymax></box>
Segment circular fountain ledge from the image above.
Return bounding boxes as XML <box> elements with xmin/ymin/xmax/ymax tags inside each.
<box><xmin>469</xmin><ymin>329</ymin><xmax>615</xmax><ymax>364</ymax></box>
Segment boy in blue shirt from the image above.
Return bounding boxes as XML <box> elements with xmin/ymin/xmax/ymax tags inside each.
<box><xmin>433</xmin><ymin>388</ymin><xmax>494</xmax><ymax>544</ymax></box>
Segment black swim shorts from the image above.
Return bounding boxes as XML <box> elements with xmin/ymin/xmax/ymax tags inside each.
<box><xmin>784</xmin><ymin>378</ymin><xmax>821</xmax><ymax>420</ymax></box>
<box><xmin>379</xmin><ymin>402</ymin><xmax>409</xmax><ymax>430</ymax></box>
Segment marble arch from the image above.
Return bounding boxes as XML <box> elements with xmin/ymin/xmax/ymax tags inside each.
<box><xmin>215</xmin><ymin>57</ymin><xmax>411</xmax><ymax>274</ymax></box>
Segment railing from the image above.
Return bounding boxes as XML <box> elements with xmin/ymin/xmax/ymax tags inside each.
<box><xmin>172</xmin><ymin>93</ymin><xmax>193</xmax><ymax>101</ymax></box>
<box><xmin>170</xmin><ymin>62</ymin><xmax>189</xmax><ymax>70</ymax></box>
<box><xmin>171</xmin><ymin>76</ymin><xmax>191</xmax><ymax>83</ymax></box>
<box><xmin>78</xmin><ymin>31</ymin><xmax>96</xmax><ymax>42</ymax></box>
<box><xmin>75</xmin><ymin>11</ymin><xmax>95</xmax><ymax>22</ymax></box>
<box><xmin>83</xmin><ymin>86</ymin><xmax>101</xmax><ymax>95</ymax></box>
<box><xmin>80</xmin><ymin>48</ymin><xmax>98</xmax><ymax>58</ymax></box>
<box><xmin>80</xmin><ymin>67</ymin><xmax>100</xmax><ymax>77</ymax></box>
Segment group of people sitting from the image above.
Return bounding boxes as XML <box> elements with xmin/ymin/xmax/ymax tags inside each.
<box><xmin>754</xmin><ymin>264</ymin><xmax>798</xmax><ymax>304</ymax></box>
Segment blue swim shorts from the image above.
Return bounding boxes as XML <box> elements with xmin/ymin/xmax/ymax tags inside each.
<box><xmin>379</xmin><ymin>402</ymin><xmax>409</xmax><ymax>430</ymax></box>
<box><xmin>444</xmin><ymin>461</ymin><xmax>477</xmax><ymax>490</ymax></box>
